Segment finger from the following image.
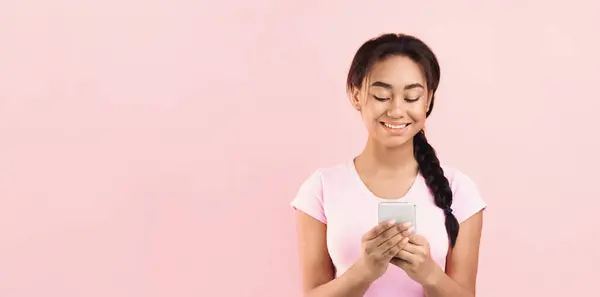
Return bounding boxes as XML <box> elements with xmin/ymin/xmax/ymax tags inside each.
<box><xmin>408</xmin><ymin>234</ymin><xmax>428</xmax><ymax>246</ymax></box>
<box><xmin>373</xmin><ymin>222</ymin><xmax>413</xmax><ymax>247</ymax></box>
<box><xmin>382</xmin><ymin>236</ymin><xmax>408</xmax><ymax>260</ymax></box>
<box><xmin>378</xmin><ymin>232</ymin><xmax>405</xmax><ymax>258</ymax></box>
<box><xmin>397</xmin><ymin>235</ymin><xmax>411</xmax><ymax>250</ymax></box>
<box><xmin>381</xmin><ymin>235</ymin><xmax>409</xmax><ymax>257</ymax></box>
<box><xmin>400</xmin><ymin>225</ymin><xmax>414</xmax><ymax>238</ymax></box>
<box><xmin>374</xmin><ymin>225</ymin><xmax>401</xmax><ymax>247</ymax></box>
<box><xmin>363</xmin><ymin>220</ymin><xmax>397</xmax><ymax>241</ymax></box>
<box><xmin>388</xmin><ymin>234</ymin><xmax>410</xmax><ymax>251</ymax></box>
<box><xmin>401</xmin><ymin>242</ymin><xmax>422</xmax><ymax>254</ymax></box>
<box><xmin>383</xmin><ymin>244</ymin><xmax>401</xmax><ymax>260</ymax></box>
<box><xmin>395</xmin><ymin>249</ymin><xmax>419</xmax><ymax>264</ymax></box>
<box><xmin>379</xmin><ymin>223</ymin><xmax>413</xmax><ymax>247</ymax></box>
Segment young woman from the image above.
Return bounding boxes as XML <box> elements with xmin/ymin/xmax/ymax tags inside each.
<box><xmin>291</xmin><ymin>33</ymin><xmax>487</xmax><ymax>297</ymax></box>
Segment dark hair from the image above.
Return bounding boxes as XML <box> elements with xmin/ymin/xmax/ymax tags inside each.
<box><xmin>346</xmin><ymin>33</ymin><xmax>460</xmax><ymax>248</ymax></box>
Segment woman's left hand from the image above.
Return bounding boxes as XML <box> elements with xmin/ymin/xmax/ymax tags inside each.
<box><xmin>390</xmin><ymin>234</ymin><xmax>441</xmax><ymax>286</ymax></box>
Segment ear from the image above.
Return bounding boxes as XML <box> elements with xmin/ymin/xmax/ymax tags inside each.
<box><xmin>348</xmin><ymin>87</ymin><xmax>362</xmax><ymax>111</ymax></box>
<box><xmin>425</xmin><ymin>92</ymin><xmax>434</xmax><ymax>113</ymax></box>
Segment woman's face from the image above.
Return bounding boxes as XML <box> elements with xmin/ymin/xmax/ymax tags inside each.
<box><xmin>350</xmin><ymin>55</ymin><xmax>432</xmax><ymax>148</ymax></box>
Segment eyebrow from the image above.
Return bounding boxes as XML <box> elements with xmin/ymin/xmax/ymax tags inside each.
<box><xmin>370</xmin><ymin>81</ymin><xmax>425</xmax><ymax>90</ymax></box>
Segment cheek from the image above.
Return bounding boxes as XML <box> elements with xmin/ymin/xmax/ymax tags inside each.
<box><xmin>407</xmin><ymin>104</ymin><xmax>428</xmax><ymax>121</ymax></box>
<box><xmin>362</xmin><ymin>102</ymin><xmax>387</xmax><ymax>120</ymax></box>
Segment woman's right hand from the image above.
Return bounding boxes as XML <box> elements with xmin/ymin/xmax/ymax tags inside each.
<box><xmin>355</xmin><ymin>220</ymin><xmax>413</xmax><ymax>283</ymax></box>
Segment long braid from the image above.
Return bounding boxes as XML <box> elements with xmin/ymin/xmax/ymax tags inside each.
<box><xmin>413</xmin><ymin>131</ymin><xmax>460</xmax><ymax>247</ymax></box>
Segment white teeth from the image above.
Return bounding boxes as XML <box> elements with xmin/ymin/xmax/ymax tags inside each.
<box><xmin>383</xmin><ymin>123</ymin><xmax>408</xmax><ymax>129</ymax></box>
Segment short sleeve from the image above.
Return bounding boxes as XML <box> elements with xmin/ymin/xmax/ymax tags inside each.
<box><xmin>449</xmin><ymin>169</ymin><xmax>487</xmax><ymax>223</ymax></box>
<box><xmin>290</xmin><ymin>170</ymin><xmax>327</xmax><ymax>224</ymax></box>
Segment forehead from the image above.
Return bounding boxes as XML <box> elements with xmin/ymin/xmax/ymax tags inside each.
<box><xmin>367</xmin><ymin>55</ymin><xmax>426</xmax><ymax>88</ymax></box>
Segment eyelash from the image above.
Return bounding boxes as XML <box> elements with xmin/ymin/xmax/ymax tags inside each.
<box><xmin>374</xmin><ymin>96</ymin><xmax>420</xmax><ymax>102</ymax></box>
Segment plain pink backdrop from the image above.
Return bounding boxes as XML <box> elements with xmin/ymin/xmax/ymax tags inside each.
<box><xmin>1</xmin><ymin>1</ymin><xmax>599</xmax><ymax>296</ymax></box>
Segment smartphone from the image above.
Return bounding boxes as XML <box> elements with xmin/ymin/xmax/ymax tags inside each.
<box><xmin>377</xmin><ymin>201</ymin><xmax>417</xmax><ymax>232</ymax></box>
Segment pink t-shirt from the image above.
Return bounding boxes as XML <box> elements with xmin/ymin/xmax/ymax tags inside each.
<box><xmin>291</xmin><ymin>159</ymin><xmax>487</xmax><ymax>297</ymax></box>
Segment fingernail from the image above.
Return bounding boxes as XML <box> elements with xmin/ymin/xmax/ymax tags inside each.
<box><xmin>387</xmin><ymin>219</ymin><xmax>396</xmax><ymax>225</ymax></box>
<box><xmin>402</xmin><ymin>222</ymin><xmax>412</xmax><ymax>228</ymax></box>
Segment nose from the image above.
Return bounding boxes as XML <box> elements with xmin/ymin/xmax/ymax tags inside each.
<box><xmin>386</xmin><ymin>97</ymin><xmax>405</xmax><ymax>118</ymax></box>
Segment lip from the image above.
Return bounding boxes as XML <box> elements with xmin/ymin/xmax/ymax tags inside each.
<box><xmin>380</xmin><ymin>122</ymin><xmax>411</xmax><ymax>135</ymax></box>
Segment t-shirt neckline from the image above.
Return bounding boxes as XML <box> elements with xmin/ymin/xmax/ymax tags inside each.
<box><xmin>347</xmin><ymin>157</ymin><xmax>423</xmax><ymax>202</ymax></box>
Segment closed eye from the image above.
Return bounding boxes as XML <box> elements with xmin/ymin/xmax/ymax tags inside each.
<box><xmin>374</xmin><ymin>96</ymin><xmax>420</xmax><ymax>102</ymax></box>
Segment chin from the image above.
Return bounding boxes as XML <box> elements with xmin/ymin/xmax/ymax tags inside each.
<box><xmin>377</xmin><ymin>135</ymin><xmax>413</xmax><ymax>149</ymax></box>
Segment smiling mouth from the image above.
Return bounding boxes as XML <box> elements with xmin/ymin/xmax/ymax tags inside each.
<box><xmin>381</xmin><ymin>122</ymin><xmax>411</xmax><ymax>129</ymax></box>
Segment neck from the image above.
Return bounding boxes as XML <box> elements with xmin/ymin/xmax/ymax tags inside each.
<box><xmin>355</xmin><ymin>137</ymin><xmax>418</xmax><ymax>175</ymax></box>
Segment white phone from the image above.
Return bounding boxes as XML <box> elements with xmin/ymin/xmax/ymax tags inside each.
<box><xmin>377</xmin><ymin>201</ymin><xmax>417</xmax><ymax>232</ymax></box>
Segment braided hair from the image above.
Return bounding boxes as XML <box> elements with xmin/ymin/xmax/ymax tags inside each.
<box><xmin>346</xmin><ymin>33</ymin><xmax>460</xmax><ymax>247</ymax></box>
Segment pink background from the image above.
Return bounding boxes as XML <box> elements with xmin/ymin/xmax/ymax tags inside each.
<box><xmin>1</xmin><ymin>1</ymin><xmax>599</xmax><ymax>296</ymax></box>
